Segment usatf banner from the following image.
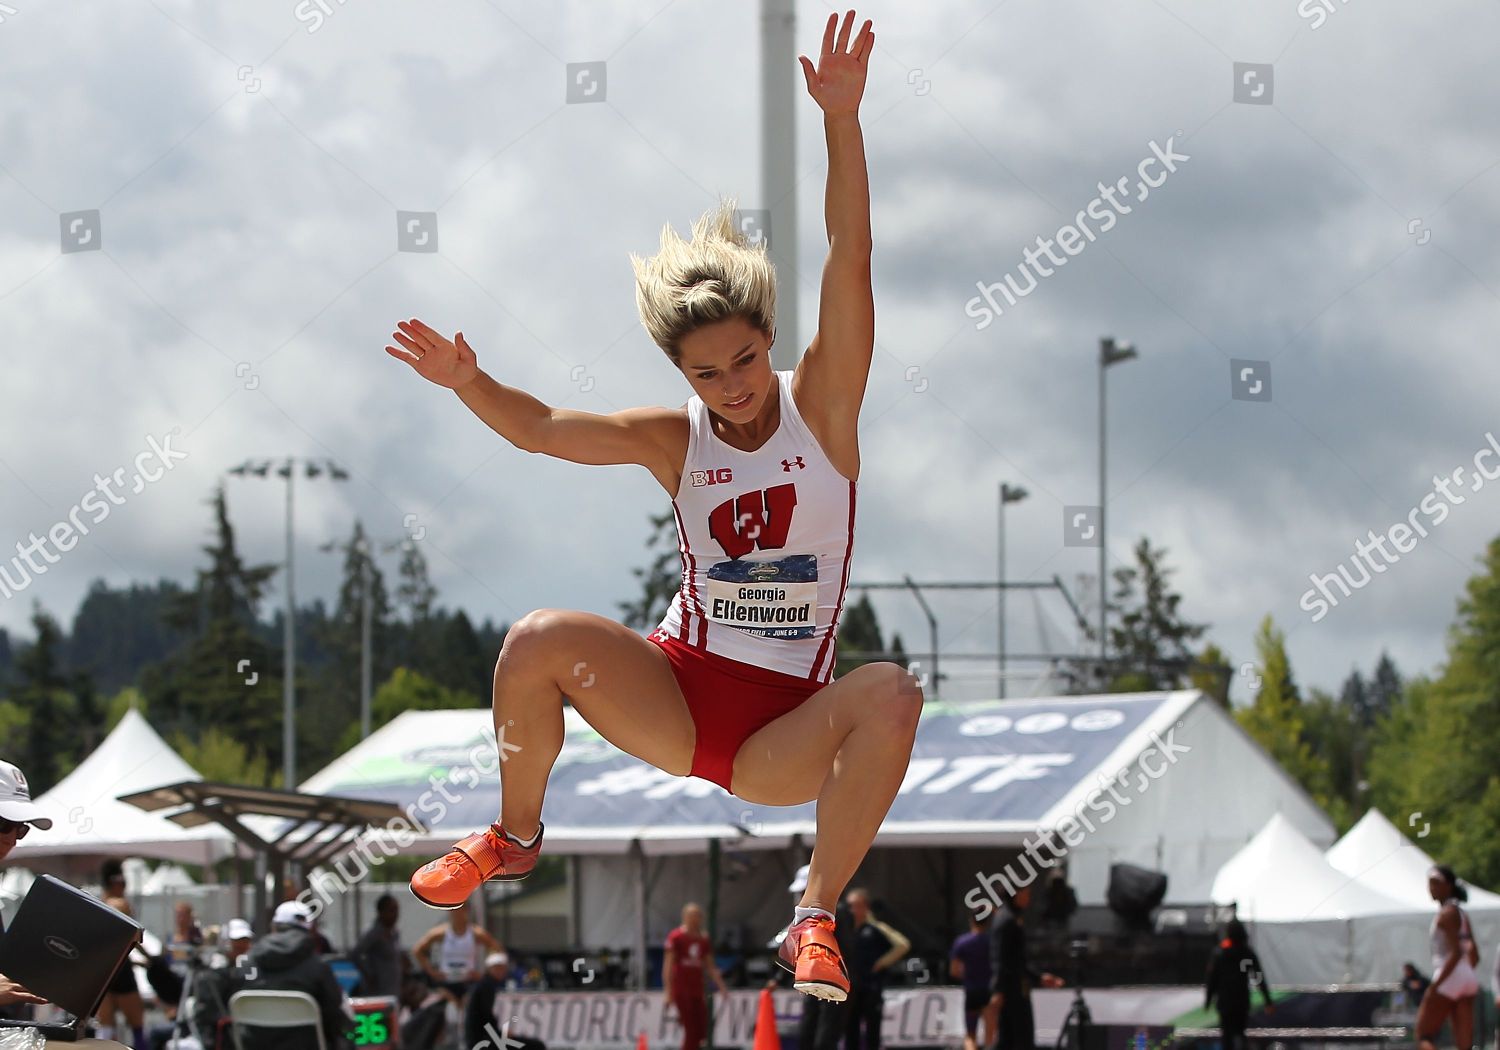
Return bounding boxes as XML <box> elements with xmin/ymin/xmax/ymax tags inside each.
<box><xmin>470</xmin><ymin>987</ymin><xmax>966</xmax><ymax>1049</ymax></box>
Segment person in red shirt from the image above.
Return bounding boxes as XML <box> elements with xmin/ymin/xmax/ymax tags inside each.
<box><xmin>663</xmin><ymin>903</ymin><xmax>729</xmax><ymax>1050</ymax></box>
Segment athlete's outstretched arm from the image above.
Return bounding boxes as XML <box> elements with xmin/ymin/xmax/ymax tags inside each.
<box><xmin>385</xmin><ymin>317</ymin><xmax>676</xmax><ymax>471</ymax></box>
<box><xmin>795</xmin><ymin>9</ymin><xmax>875</xmax><ymax>430</ymax></box>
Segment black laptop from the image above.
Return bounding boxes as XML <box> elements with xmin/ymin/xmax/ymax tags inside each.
<box><xmin>0</xmin><ymin>873</ymin><xmax>144</xmax><ymax>1042</ymax></box>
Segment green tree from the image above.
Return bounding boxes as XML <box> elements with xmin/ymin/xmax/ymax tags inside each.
<box><xmin>1066</xmin><ymin>537</ymin><xmax>1210</xmax><ymax>692</ymax></box>
<box><xmin>1369</xmin><ymin>536</ymin><xmax>1500</xmax><ymax>886</ymax></box>
<box><xmin>173</xmin><ymin>727</ymin><xmax>278</xmax><ymax>787</ymax></box>
<box><xmin>333</xmin><ymin>667</ymin><xmax>479</xmax><ymax>753</ymax></box>
<box><xmin>12</xmin><ymin>605</ymin><xmax>77</xmax><ymax>792</ymax></box>
<box><xmin>834</xmin><ymin>593</ymin><xmax>888</xmax><ymax>680</ymax></box>
<box><xmin>1235</xmin><ymin>615</ymin><xmax>1336</xmax><ymax>810</ymax></box>
<box><xmin>1189</xmin><ymin>642</ymin><xmax>1233</xmax><ymax>708</ymax></box>
<box><xmin>306</xmin><ymin>521</ymin><xmax>395</xmax><ymax>772</ymax></box>
<box><xmin>618</xmin><ymin>510</ymin><xmax>679</xmax><ymax>631</ymax></box>
<box><xmin>141</xmin><ymin>484</ymin><xmax>283</xmax><ymax>780</ymax></box>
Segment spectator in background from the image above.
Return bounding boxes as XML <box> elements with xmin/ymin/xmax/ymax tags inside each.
<box><xmin>844</xmin><ymin>888</ymin><xmax>910</xmax><ymax>1050</ymax></box>
<box><xmin>351</xmin><ymin>893</ymin><xmax>406</xmax><ymax>998</ymax></box>
<box><xmin>465</xmin><ymin>951</ymin><xmax>546</xmax><ymax>1050</ymax></box>
<box><xmin>949</xmin><ymin>911</ymin><xmax>996</xmax><ymax>1050</ymax></box>
<box><xmin>1040</xmin><ymin>869</ymin><xmax>1077</xmax><ymax>929</ymax></box>
<box><xmin>780</xmin><ymin>864</ymin><xmax>852</xmax><ymax>1050</ymax></box>
<box><xmin>664</xmin><ymin>902</ymin><xmax>729</xmax><ymax>1050</ymax></box>
<box><xmin>1400</xmin><ymin>962</ymin><xmax>1430</xmax><ymax>1010</ymax></box>
<box><xmin>97</xmin><ymin>857</ymin><xmax>150</xmax><ymax>1050</ymax></box>
<box><xmin>987</xmin><ymin>883</ymin><xmax>1064</xmax><ymax>1050</ymax></box>
<box><xmin>165</xmin><ymin>901</ymin><xmax>205</xmax><ymax>978</ymax></box>
<box><xmin>0</xmin><ymin>759</ymin><xmax>51</xmax><ymax>1014</ymax></box>
<box><xmin>1205</xmin><ymin>919</ymin><xmax>1274</xmax><ymax>1050</ymax></box>
<box><xmin>185</xmin><ymin>919</ymin><xmax>256</xmax><ymax>1050</ymax></box>
<box><xmin>235</xmin><ymin>900</ymin><xmax>351</xmax><ymax>1050</ymax></box>
<box><xmin>413</xmin><ymin>905</ymin><xmax>501</xmax><ymax>1000</ymax></box>
<box><xmin>396</xmin><ymin>976</ymin><xmax>457</xmax><ymax>1050</ymax></box>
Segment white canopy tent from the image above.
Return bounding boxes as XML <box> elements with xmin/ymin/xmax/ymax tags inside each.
<box><xmin>11</xmin><ymin>709</ymin><xmax>236</xmax><ymax>866</ymax></box>
<box><xmin>1213</xmin><ymin>813</ymin><xmax>1451</xmax><ymax>984</ymax></box>
<box><xmin>1326</xmin><ymin>808</ymin><xmax>1500</xmax><ymax>909</ymax></box>
<box><xmin>1324</xmin><ymin>807</ymin><xmax>1500</xmax><ymax>984</ymax></box>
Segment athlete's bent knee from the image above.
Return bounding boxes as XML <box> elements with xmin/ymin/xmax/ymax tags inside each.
<box><xmin>865</xmin><ymin>662</ymin><xmax>923</xmax><ymax>731</ymax></box>
<box><xmin>495</xmin><ymin>609</ymin><xmax>571</xmax><ymax>678</ymax></box>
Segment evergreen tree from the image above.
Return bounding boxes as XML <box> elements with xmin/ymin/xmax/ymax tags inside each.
<box><xmin>307</xmin><ymin>522</ymin><xmax>395</xmax><ymax>770</ymax></box>
<box><xmin>141</xmin><ymin>484</ymin><xmax>282</xmax><ymax>781</ymax></box>
<box><xmin>617</xmin><ymin>510</ymin><xmax>679</xmax><ymax>631</ymax></box>
<box><xmin>834</xmin><ymin>593</ymin><xmax>887</xmax><ymax>681</ymax></box>
<box><xmin>67</xmin><ymin>579</ymin><xmax>193</xmax><ymax>694</ymax></box>
<box><xmin>0</xmin><ymin>627</ymin><xmax>13</xmax><ymax>692</ymax></box>
<box><xmin>1064</xmin><ymin>537</ymin><xmax>1209</xmax><ymax>692</ymax></box>
<box><xmin>13</xmin><ymin>605</ymin><xmax>75</xmax><ymax>793</ymax></box>
<box><xmin>1189</xmin><ymin>642</ymin><xmax>1233</xmax><ymax>708</ymax></box>
<box><xmin>1339</xmin><ymin>669</ymin><xmax>1371</xmax><ymax>726</ymax></box>
<box><xmin>1299</xmin><ymin>687</ymin><xmax>1357</xmax><ymax>830</ymax></box>
<box><xmin>1368</xmin><ymin>652</ymin><xmax>1402</xmax><ymax>724</ymax></box>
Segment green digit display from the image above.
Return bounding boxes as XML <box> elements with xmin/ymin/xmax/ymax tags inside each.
<box><xmin>349</xmin><ymin>1009</ymin><xmax>390</xmax><ymax>1047</ymax></box>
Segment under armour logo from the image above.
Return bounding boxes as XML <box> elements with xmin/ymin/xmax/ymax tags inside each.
<box><xmin>781</xmin><ymin>456</ymin><xmax>805</xmax><ymax>471</ymax></box>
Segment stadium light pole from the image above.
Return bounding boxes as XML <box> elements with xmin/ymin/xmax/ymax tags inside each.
<box><xmin>1098</xmin><ymin>337</ymin><xmax>1137</xmax><ymax>685</ymax></box>
<box><xmin>997</xmin><ymin>482</ymin><xmax>1028</xmax><ymax>699</ymax></box>
<box><xmin>229</xmin><ymin>457</ymin><xmax>349</xmax><ymax>788</ymax></box>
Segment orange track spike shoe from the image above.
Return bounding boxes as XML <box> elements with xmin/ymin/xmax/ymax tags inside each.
<box><xmin>776</xmin><ymin>913</ymin><xmax>849</xmax><ymax>1001</ymax></box>
<box><xmin>409</xmin><ymin>821</ymin><xmax>544</xmax><ymax>909</ymax></box>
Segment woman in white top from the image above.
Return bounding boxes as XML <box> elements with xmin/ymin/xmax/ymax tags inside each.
<box><xmin>1418</xmin><ymin>864</ymin><xmax>1481</xmax><ymax>1050</ymax></box>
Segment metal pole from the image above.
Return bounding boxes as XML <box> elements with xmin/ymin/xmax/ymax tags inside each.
<box><xmin>902</xmin><ymin>574</ymin><xmax>938</xmax><ymax>700</ymax></box>
<box><xmin>761</xmin><ymin>0</ymin><xmax>798</xmax><ymax>370</ymax></box>
<box><xmin>359</xmin><ymin>543</ymin><xmax>372</xmax><ymax>739</ymax></box>
<box><xmin>998</xmin><ymin>485</ymin><xmax>1007</xmax><ymax>699</ymax></box>
<box><xmin>632</xmin><ymin>839</ymin><xmax>648</xmax><ymax>991</ymax></box>
<box><xmin>1098</xmin><ymin>344</ymin><xmax>1107</xmax><ymax>678</ymax></box>
<box><xmin>284</xmin><ymin>458</ymin><xmax>296</xmax><ymax>788</ymax></box>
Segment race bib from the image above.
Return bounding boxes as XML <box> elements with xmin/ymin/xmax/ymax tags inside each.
<box><xmin>706</xmin><ymin>554</ymin><xmax>818</xmax><ymax>639</ymax></box>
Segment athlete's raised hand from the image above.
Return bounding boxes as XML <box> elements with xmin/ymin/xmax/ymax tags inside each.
<box><xmin>798</xmin><ymin>10</ymin><xmax>873</xmax><ymax>116</ymax></box>
<box><xmin>386</xmin><ymin>318</ymin><xmax>479</xmax><ymax>390</ymax></box>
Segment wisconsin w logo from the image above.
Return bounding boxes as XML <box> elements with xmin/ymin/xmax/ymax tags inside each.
<box><xmin>708</xmin><ymin>483</ymin><xmax>798</xmax><ymax>559</ymax></box>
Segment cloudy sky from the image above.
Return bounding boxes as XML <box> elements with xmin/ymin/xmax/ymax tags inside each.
<box><xmin>2</xmin><ymin>0</ymin><xmax>1497</xmax><ymax>705</ymax></box>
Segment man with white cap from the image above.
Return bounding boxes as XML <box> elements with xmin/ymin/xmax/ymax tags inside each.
<box><xmin>465</xmin><ymin>950</ymin><xmax>544</xmax><ymax>1050</ymax></box>
<box><xmin>0</xmin><ymin>758</ymin><xmax>52</xmax><ymax>1011</ymax></box>
<box><xmin>233</xmin><ymin>900</ymin><xmax>351</xmax><ymax>1049</ymax></box>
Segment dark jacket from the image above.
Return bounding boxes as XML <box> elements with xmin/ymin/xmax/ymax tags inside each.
<box><xmin>988</xmin><ymin>905</ymin><xmax>1040</xmax><ymax>998</ymax></box>
<box><xmin>1205</xmin><ymin>942</ymin><xmax>1272</xmax><ymax>1018</ymax></box>
<box><xmin>235</xmin><ymin>928</ymin><xmax>351</xmax><ymax>1050</ymax></box>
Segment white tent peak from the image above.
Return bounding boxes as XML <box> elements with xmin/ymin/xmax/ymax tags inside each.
<box><xmin>1326</xmin><ymin>807</ymin><xmax>1500</xmax><ymax>911</ymax></box>
<box><xmin>12</xmin><ymin>708</ymin><xmax>233</xmax><ymax>864</ymax></box>
<box><xmin>1213</xmin><ymin>811</ymin><xmax>1414</xmax><ymax>921</ymax></box>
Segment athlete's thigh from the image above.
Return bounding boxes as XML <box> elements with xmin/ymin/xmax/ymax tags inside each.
<box><xmin>1417</xmin><ymin>989</ymin><xmax>1455</xmax><ymax>1037</ymax></box>
<box><xmin>501</xmin><ymin>608</ymin><xmax>695</xmax><ymax>776</ymax></box>
<box><xmin>729</xmin><ymin>661</ymin><xmax>918</xmax><ymax>805</ymax></box>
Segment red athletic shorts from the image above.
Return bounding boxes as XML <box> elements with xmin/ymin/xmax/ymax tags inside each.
<box><xmin>646</xmin><ymin>628</ymin><xmax>826</xmax><ymax>791</ymax></box>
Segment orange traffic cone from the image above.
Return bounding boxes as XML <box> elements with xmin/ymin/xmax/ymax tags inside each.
<box><xmin>753</xmin><ymin>986</ymin><xmax>780</xmax><ymax>1050</ymax></box>
<box><xmin>637</xmin><ymin>1030</ymin><xmax>649</xmax><ymax>1050</ymax></box>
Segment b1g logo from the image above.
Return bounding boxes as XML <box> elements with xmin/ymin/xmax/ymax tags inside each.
<box><xmin>709</xmin><ymin>484</ymin><xmax>797</xmax><ymax>558</ymax></box>
<box><xmin>689</xmin><ymin>467</ymin><xmax>734</xmax><ymax>487</ymax></box>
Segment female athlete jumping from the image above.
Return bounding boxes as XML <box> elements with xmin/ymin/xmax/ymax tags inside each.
<box><xmin>384</xmin><ymin>10</ymin><xmax>912</xmax><ymax>1001</ymax></box>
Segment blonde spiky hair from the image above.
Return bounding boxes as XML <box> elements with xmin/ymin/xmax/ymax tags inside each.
<box><xmin>629</xmin><ymin>195</ymin><xmax>777</xmax><ymax>365</ymax></box>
